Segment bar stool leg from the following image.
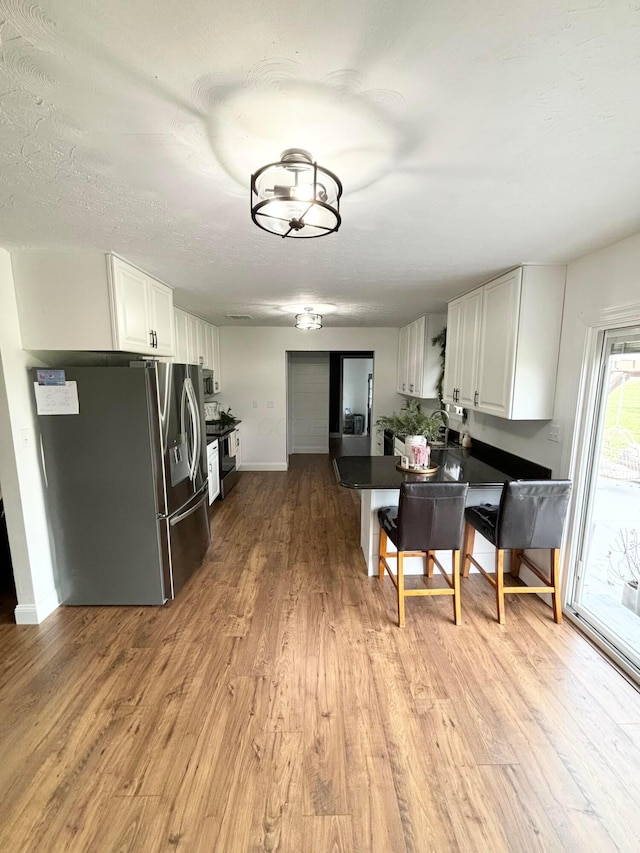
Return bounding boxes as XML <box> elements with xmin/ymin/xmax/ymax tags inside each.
<box><xmin>495</xmin><ymin>548</ymin><xmax>506</xmax><ymax>625</ymax></box>
<box><xmin>397</xmin><ymin>551</ymin><xmax>406</xmax><ymax>628</ymax></box>
<box><xmin>452</xmin><ymin>549</ymin><xmax>462</xmax><ymax>626</ymax></box>
<box><xmin>426</xmin><ymin>550</ymin><xmax>434</xmax><ymax>578</ymax></box>
<box><xmin>510</xmin><ymin>549</ymin><xmax>522</xmax><ymax>578</ymax></box>
<box><xmin>550</xmin><ymin>548</ymin><xmax>563</xmax><ymax>624</ymax></box>
<box><xmin>462</xmin><ymin>522</ymin><xmax>475</xmax><ymax>578</ymax></box>
<box><xmin>378</xmin><ymin>528</ymin><xmax>387</xmax><ymax>580</ymax></box>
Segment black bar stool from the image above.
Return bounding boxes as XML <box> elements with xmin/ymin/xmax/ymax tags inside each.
<box><xmin>462</xmin><ymin>479</ymin><xmax>571</xmax><ymax>624</ymax></box>
<box><xmin>378</xmin><ymin>482</ymin><xmax>469</xmax><ymax>627</ymax></box>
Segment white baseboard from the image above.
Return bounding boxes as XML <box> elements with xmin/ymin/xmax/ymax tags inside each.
<box><xmin>240</xmin><ymin>463</ymin><xmax>288</xmax><ymax>471</ymax></box>
<box><xmin>14</xmin><ymin>588</ymin><xmax>60</xmax><ymax>624</ymax></box>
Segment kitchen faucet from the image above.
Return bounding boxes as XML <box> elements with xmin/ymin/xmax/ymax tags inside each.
<box><xmin>431</xmin><ymin>409</ymin><xmax>450</xmax><ymax>447</ymax></box>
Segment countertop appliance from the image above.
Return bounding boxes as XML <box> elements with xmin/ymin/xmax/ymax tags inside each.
<box><xmin>35</xmin><ymin>362</ymin><xmax>210</xmax><ymax>604</ymax></box>
<box><xmin>205</xmin><ymin>421</ymin><xmax>240</xmax><ymax>498</ymax></box>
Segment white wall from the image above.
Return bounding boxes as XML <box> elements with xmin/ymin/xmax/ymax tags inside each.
<box><xmin>288</xmin><ymin>352</ymin><xmax>330</xmax><ymax>453</ymax></box>
<box><xmin>0</xmin><ymin>250</ymin><xmax>58</xmax><ymax>623</ymax></box>
<box><xmin>556</xmin><ymin>231</ymin><xmax>640</xmax><ymax>472</ymax></box>
<box><xmin>218</xmin><ymin>327</ymin><xmax>401</xmax><ymax>467</ymax></box>
<box><xmin>343</xmin><ymin>357</ymin><xmax>373</xmax><ymax>431</ymax></box>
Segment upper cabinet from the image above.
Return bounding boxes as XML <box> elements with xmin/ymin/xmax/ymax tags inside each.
<box><xmin>442</xmin><ymin>289</ymin><xmax>482</xmax><ymax>410</ymax></box>
<box><xmin>443</xmin><ymin>265</ymin><xmax>566</xmax><ymax>419</ymax></box>
<box><xmin>13</xmin><ymin>252</ymin><xmax>174</xmax><ymax>356</ymax></box>
<box><xmin>397</xmin><ymin>313</ymin><xmax>447</xmax><ymax>398</ymax></box>
<box><xmin>110</xmin><ymin>256</ymin><xmax>174</xmax><ymax>356</ymax></box>
<box><xmin>173</xmin><ymin>306</ymin><xmax>222</xmax><ymax>392</ymax></box>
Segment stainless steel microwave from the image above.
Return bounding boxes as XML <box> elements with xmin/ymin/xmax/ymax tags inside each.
<box><xmin>202</xmin><ymin>369</ymin><xmax>215</xmax><ymax>397</ymax></box>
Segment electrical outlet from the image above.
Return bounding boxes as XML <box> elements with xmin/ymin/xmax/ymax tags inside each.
<box><xmin>252</xmin><ymin>400</ymin><xmax>258</xmax><ymax>408</ymax></box>
<box><xmin>547</xmin><ymin>423</ymin><xmax>561</xmax><ymax>443</ymax></box>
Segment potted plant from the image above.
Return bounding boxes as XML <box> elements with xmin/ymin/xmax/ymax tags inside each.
<box><xmin>376</xmin><ymin>400</ymin><xmax>442</xmax><ymax>442</ymax></box>
<box><xmin>607</xmin><ymin>528</ymin><xmax>640</xmax><ymax>614</ymax></box>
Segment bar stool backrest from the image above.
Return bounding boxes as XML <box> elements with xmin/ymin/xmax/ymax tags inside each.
<box><xmin>396</xmin><ymin>482</ymin><xmax>469</xmax><ymax>552</ymax></box>
<box><xmin>496</xmin><ymin>480</ymin><xmax>572</xmax><ymax>550</ymax></box>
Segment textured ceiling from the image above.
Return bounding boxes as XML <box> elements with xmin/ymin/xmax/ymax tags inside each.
<box><xmin>1</xmin><ymin>0</ymin><xmax>639</xmax><ymax>326</ymax></box>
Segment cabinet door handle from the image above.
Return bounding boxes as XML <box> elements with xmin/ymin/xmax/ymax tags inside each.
<box><xmin>474</xmin><ymin>390</ymin><xmax>479</xmax><ymax>406</ymax></box>
<box><xmin>149</xmin><ymin>330</ymin><xmax>154</xmax><ymax>347</ymax></box>
<box><xmin>409</xmin><ymin>384</ymin><xmax>414</xmax><ymax>392</ymax></box>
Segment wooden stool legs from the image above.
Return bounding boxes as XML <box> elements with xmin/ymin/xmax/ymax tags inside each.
<box><xmin>462</xmin><ymin>522</ymin><xmax>563</xmax><ymax>625</ymax></box>
<box><xmin>378</xmin><ymin>527</ymin><xmax>461</xmax><ymax>627</ymax></box>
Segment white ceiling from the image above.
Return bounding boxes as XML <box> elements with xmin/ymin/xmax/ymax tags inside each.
<box><xmin>1</xmin><ymin>0</ymin><xmax>639</xmax><ymax>327</ymax></box>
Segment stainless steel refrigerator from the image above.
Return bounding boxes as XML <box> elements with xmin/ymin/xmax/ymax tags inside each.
<box><xmin>35</xmin><ymin>362</ymin><xmax>210</xmax><ymax>604</ymax></box>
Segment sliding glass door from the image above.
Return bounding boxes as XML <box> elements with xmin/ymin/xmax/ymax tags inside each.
<box><xmin>570</xmin><ymin>327</ymin><xmax>640</xmax><ymax>674</ymax></box>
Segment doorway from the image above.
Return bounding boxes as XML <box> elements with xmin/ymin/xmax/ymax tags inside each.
<box><xmin>569</xmin><ymin>326</ymin><xmax>640</xmax><ymax>675</ymax></box>
<box><xmin>287</xmin><ymin>351</ymin><xmax>374</xmax><ymax>457</ymax></box>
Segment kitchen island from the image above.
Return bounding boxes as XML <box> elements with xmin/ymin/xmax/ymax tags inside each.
<box><xmin>334</xmin><ymin>448</ymin><xmax>512</xmax><ymax>576</ymax></box>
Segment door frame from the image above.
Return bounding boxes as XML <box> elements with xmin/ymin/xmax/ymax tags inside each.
<box><xmin>564</xmin><ymin>302</ymin><xmax>640</xmax><ymax>682</ymax></box>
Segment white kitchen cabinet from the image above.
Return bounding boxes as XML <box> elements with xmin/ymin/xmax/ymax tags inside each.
<box><xmin>396</xmin><ymin>324</ymin><xmax>410</xmax><ymax>393</ymax></box>
<box><xmin>173</xmin><ymin>307</ymin><xmax>220</xmax><ymax>385</ymax></box>
<box><xmin>210</xmin><ymin>324</ymin><xmax>222</xmax><ymax>392</ymax></box>
<box><xmin>109</xmin><ymin>256</ymin><xmax>174</xmax><ymax>355</ymax></box>
<box><xmin>443</xmin><ymin>289</ymin><xmax>482</xmax><ymax>409</ymax></box>
<box><xmin>197</xmin><ymin>320</ymin><xmax>214</xmax><ymax>370</ymax></box>
<box><xmin>12</xmin><ymin>251</ymin><xmax>174</xmax><ymax>356</ymax></box>
<box><xmin>173</xmin><ymin>307</ymin><xmax>190</xmax><ymax>363</ymax></box>
<box><xmin>207</xmin><ymin>439</ymin><xmax>220</xmax><ymax>504</ymax></box>
<box><xmin>397</xmin><ymin>313</ymin><xmax>446</xmax><ymax>399</ymax></box>
<box><xmin>183</xmin><ymin>313</ymin><xmax>197</xmax><ymax>364</ymax></box>
<box><xmin>443</xmin><ymin>265</ymin><xmax>565</xmax><ymax>419</ymax></box>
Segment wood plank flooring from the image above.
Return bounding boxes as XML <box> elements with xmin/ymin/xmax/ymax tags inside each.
<box><xmin>2</xmin><ymin>454</ymin><xmax>640</xmax><ymax>851</ymax></box>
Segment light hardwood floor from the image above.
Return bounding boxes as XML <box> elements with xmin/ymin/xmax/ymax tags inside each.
<box><xmin>2</xmin><ymin>454</ymin><xmax>640</xmax><ymax>852</ymax></box>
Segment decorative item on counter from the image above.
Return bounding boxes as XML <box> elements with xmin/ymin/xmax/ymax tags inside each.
<box><xmin>405</xmin><ymin>435</ymin><xmax>428</xmax><ymax>468</ymax></box>
<box><xmin>375</xmin><ymin>400</ymin><xmax>442</xmax><ymax>442</ymax></box>
<box><xmin>218</xmin><ymin>407</ymin><xmax>238</xmax><ymax>426</ymax></box>
<box><xmin>461</xmin><ymin>430</ymin><xmax>472</xmax><ymax>448</ymax></box>
<box><xmin>412</xmin><ymin>443</ymin><xmax>431</xmax><ymax>469</ymax></box>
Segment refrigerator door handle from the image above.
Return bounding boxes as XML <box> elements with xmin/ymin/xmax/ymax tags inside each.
<box><xmin>184</xmin><ymin>377</ymin><xmax>201</xmax><ymax>482</ymax></box>
<box><xmin>169</xmin><ymin>490</ymin><xmax>207</xmax><ymax>526</ymax></box>
<box><xmin>180</xmin><ymin>379</ymin><xmax>197</xmax><ymax>482</ymax></box>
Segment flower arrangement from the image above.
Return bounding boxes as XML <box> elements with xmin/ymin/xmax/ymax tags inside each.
<box><xmin>375</xmin><ymin>400</ymin><xmax>442</xmax><ymax>441</ymax></box>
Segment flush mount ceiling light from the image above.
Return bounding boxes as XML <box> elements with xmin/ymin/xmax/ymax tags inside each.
<box><xmin>251</xmin><ymin>148</ymin><xmax>342</xmax><ymax>238</ymax></box>
<box><xmin>295</xmin><ymin>308</ymin><xmax>322</xmax><ymax>330</ymax></box>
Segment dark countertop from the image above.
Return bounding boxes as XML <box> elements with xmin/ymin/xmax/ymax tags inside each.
<box><xmin>333</xmin><ymin>447</ymin><xmax>512</xmax><ymax>490</ymax></box>
<box><xmin>205</xmin><ymin>420</ymin><xmax>240</xmax><ymax>442</ymax></box>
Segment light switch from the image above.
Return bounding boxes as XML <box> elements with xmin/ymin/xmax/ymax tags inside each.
<box><xmin>252</xmin><ymin>400</ymin><xmax>258</xmax><ymax>408</ymax></box>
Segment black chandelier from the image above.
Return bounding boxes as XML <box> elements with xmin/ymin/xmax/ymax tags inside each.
<box><xmin>250</xmin><ymin>149</ymin><xmax>342</xmax><ymax>238</ymax></box>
